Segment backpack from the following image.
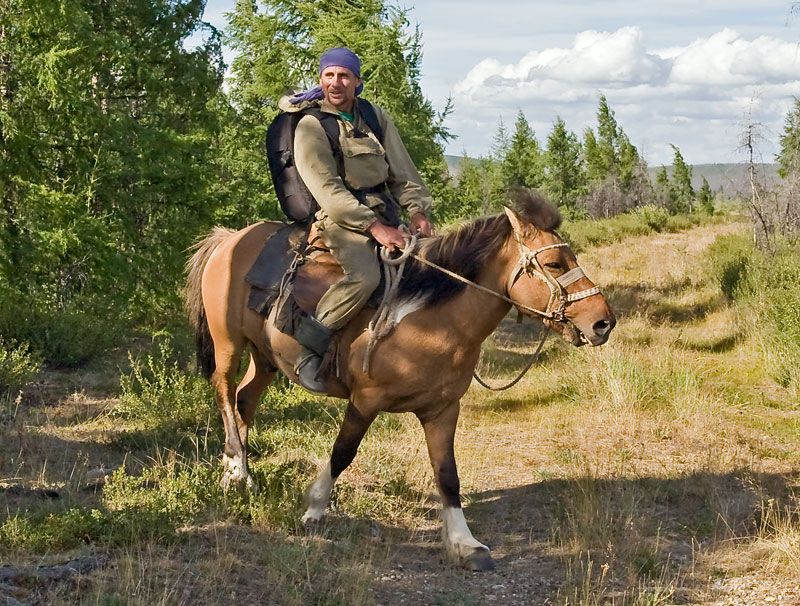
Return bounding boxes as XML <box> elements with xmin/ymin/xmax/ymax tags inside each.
<box><xmin>266</xmin><ymin>98</ymin><xmax>385</xmax><ymax>223</ymax></box>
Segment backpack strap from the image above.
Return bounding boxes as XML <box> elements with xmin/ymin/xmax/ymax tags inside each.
<box><xmin>356</xmin><ymin>99</ymin><xmax>384</xmax><ymax>142</ymax></box>
<box><xmin>303</xmin><ymin>107</ymin><xmax>343</xmax><ymax>163</ymax></box>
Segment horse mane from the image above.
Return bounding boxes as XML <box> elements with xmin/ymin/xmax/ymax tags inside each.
<box><xmin>398</xmin><ymin>189</ymin><xmax>561</xmax><ymax>306</ymax></box>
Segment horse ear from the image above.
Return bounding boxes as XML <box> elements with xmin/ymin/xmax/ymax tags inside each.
<box><xmin>504</xmin><ymin>206</ymin><xmax>529</xmax><ymax>238</ymax></box>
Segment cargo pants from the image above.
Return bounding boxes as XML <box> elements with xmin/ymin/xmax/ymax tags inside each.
<box><xmin>313</xmin><ymin>216</ymin><xmax>381</xmax><ymax>331</ymax></box>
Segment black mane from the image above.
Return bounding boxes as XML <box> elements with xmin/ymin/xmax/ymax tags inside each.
<box><xmin>397</xmin><ymin>189</ymin><xmax>561</xmax><ymax>306</ymax></box>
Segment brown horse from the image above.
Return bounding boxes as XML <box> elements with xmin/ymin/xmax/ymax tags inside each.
<box><xmin>185</xmin><ymin>191</ymin><xmax>615</xmax><ymax>571</ymax></box>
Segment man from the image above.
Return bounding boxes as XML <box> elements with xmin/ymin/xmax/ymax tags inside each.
<box><xmin>284</xmin><ymin>47</ymin><xmax>434</xmax><ymax>392</ymax></box>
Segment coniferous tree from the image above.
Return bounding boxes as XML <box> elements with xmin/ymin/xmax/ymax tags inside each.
<box><xmin>670</xmin><ymin>144</ymin><xmax>694</xmax><ymax>213</ymax></box>
<box><xmin>583</xmin><ymin>94</ymin><xmax>640</xmax><ymax>188</ymax></box>
<box><xmin>0</xmin><ymin>0</ymin><xmax>223</xmax><ymax>311</ymax></box>
<box><xmin>503</xmin><ymin>110</ymin><xmax>544</xmax><ymax>189</ymax></box>
<box><xmin>491</xmin><ymin>117</ymin><xmax>510</xmax><ymax>162</ymax></box>
<box><xmin>697</xmin><ymin>177</ymin><xmax>714</xmax><ymax>214</ymax></box>
<box><xmin>543</xmin><ymin>116</ymin><xmax>584</xmax><ymax>214</ymax></box>
<box><xmin>777</xmin><ymin>97</ymin><xmax>800</xmax><ymax>179</ymax></box>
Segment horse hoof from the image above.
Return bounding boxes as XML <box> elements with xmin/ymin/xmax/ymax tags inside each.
<box><xmin>220</xmin><ymin>472</ymin><xmax>256</xmax><ymax>493</ymax></box>
<box><xmin>301</xmin><ymin>516</ymin><xmax>325</xmax><ymax>534</ymax></box>
<box><xmin>463</xmin><ymin>549</ymin><xmax>495</xmax><ymax>572</ymax></box>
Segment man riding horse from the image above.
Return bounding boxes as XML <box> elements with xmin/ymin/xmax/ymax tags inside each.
<box><xmin>282</xmin><ymin>47</ymin><xmax>434</xmax><ymax>392</ymax></box>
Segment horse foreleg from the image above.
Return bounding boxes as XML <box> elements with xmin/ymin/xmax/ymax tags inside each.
<box><xmin>231</xmin><ymin>349</ymin><xmax>276</xmax><ymax>491</ymax></box>
<box><xmin>418</xmin><ymin>403</ymin><xmax>495</xmax><ymax>571</ymax></box>
<box><xmin>302</xmin><ymin>402</ymin><xmax>375</xmax><ymax>524</ymax></box>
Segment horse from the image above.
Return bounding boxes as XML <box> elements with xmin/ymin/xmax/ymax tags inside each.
<box><xmin>184</xmin><ymin>190</ymin><xmax>616</xmax><ymax>571</ymax></box>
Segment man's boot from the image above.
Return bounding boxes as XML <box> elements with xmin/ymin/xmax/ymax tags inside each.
<box><xmin>294</xmin><ymin>315</ymin><xmax>334</xmax><ymax>393</ymax></box>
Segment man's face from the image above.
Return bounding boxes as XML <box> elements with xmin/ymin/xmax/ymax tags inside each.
<box><xmin>319</xmin><ymin>66</ymin><xmax>360</xmax><ymax>112</ymax></box>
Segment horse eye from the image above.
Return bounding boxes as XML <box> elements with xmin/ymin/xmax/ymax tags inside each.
<box><xmin>544</xmin><ymin>262</ymin><xmax>561</xmax><ymax>270</ymax></box>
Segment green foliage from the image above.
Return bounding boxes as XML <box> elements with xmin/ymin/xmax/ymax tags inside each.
<box><xmin>668</xmin><ymin>145</ymin><xmax>695</xmax><ymax>214</ymax></box>
<box><xmin>708</xmin><ymin>236</ymin><xmax>800</xmax><ymax>392</ymax></box>
<box><xmin>698</xmin><ymin>177</ymin><xmax>715</xmax><ymax>215</ymax></box>
<box><xmin>544</xmin><ymin>116</ymin><xmax>585</xmax><ymax>214</ymax></box>
<box><xmin>562</xmin><ymin>213</ymin><xmax>654</xmax><ymax>253</ymax></box>
<box><xmin>0</xmin><ymin>287</ymin><xmax>118</xmax><ymax>366</ymax></box>
<box><xmin>562</xmin><ymin>208</ymin><xmax>708</xmax><ymax>253</ymax></box>
<box><xmin>103</xmin><ymin>463</ymin><xmax>218</xmax><ymax>527</ymax></box>
<box><xmin>0</xmin><ymin>505</ymin><xmax>178</xmax><ymax>552</ymax></box>
<box><xmin>634</xmin><ymin>205</ymin><xmax>670</xmax><ymax>232</ymax></box>
<box><xmin>502</xmin><ymin>110</ymin><xmax>544</xmax><ymax>189</ymax></box>
<box><xmin>0</xmin><ymin>0</ymin><xmax>226</xmax><ymax>362</ymax></box>
<box><xmin>706</xmin><ymin>233</ymin><xmax>754</xmax><ymax>301</ymax></box>
<box><xmin>583</xmin><ymin>94</ymin><xmax>640</xmax><ymax>188</ymax></box>
<box><xmin>777</xmin><ymin>97</ymin><xmax>800</xmax><ymax>179</ymax></box>
<box><xmin>117</xmin><ymin>339</ymin><xmax>213</xmax><ymax>428</ymax></box>
<box><xmin>0</xmin><ymin>339</ymin><xmax>40</xmax><ymax>394</ymax></box>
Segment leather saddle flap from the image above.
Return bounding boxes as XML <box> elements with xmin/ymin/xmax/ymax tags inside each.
<box><xmin>293</xmin><ymin>252</ymin><xmax>344</xmax><ymax>315</ymax></box>
<box><xmin>245</xmin><ymin>223</ymin><xmax>307</xmax><ymax>315</ymax></box>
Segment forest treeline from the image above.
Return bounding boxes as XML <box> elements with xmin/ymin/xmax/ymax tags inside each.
<box><xmin>0</xmin><ymin>0</ymin><xmax>798</xmax><ymax>378</ymax></box>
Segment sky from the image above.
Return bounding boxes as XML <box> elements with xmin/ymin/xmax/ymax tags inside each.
<box><xmin>198</xmin><ymin>1</ymin><xmax>800</xmax><ymax>166</ymax></box>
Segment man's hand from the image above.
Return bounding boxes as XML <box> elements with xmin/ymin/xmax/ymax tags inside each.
<box><xmin>368</xmin><ymin>221</ymin><xmax>408</xmax><ymax>251</ymax></box>
<box><xmin>409</xmin><ymin>212</ymin><xmax>434</xmax><ymax>237</ymax></box>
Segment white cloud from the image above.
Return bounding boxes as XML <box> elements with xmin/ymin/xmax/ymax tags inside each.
<box><xmin>451</xmin><ymin>27</ymin><xmax>800</xmax><ymax>164</ymax></box>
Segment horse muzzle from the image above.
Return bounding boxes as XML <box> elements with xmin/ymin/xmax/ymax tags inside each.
<box><xmin>546</xmin><ymin>313</ymin><xmax>616</xmax><ymax>347</ymax></box>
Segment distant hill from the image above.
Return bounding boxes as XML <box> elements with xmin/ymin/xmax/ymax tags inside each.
<box><xmin>443</xmin><ymin>155</ymin><xmax>780</xmax><ymax>198</ymax></box>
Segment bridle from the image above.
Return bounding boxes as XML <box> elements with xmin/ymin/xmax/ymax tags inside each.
<box><xmin>506</xmin><ymin>233</ymin><xmax>601</xmax><ymax>322</ymax></box>
<box><xmin>369</xmin><ymin>229</ymin><xmax>604</xmax><ymax>388</ymax></box>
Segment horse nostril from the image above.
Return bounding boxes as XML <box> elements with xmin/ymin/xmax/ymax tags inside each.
<box><xmin>593</xmin><ymin>319</ymin><xmax>611</xmax><ymax>336</ymax></box>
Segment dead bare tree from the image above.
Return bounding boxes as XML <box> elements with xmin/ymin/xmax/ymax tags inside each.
<box><xmin>738</xmin><ymin>97</ymin><xmax>775</xmax><ymax>252</ymax></box>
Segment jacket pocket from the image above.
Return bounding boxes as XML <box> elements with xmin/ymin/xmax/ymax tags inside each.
<box><xmin>341</xmin><ymin>135</ymin><xmax>389</xmax><ymax>189</ymax></box>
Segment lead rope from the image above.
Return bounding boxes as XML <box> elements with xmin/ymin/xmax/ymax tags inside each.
<box><xmin>363</xmin><ymin>233</ymin><xmax>548</xmax><ymax>388</ymax></box>
<box><xmin>471</xmin><ymin>328</ymin><xmax>548</xmax><ymax>391</ymax></box>
<box><xmin>362</xmin><ymin>232</ymin><xmax>418</xmax><ymax>374</ymax></box>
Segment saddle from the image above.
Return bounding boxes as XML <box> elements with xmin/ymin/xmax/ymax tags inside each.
<box><xmin>245</xmin><ymin>222</ymin><xmax>372</xmax><ymax>334</ymax></box>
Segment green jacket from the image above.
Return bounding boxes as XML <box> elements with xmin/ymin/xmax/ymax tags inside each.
<box><xmin>279</xmin><ymin>95</ymin><xmax>433</xmax><ymax>233</ymax></box>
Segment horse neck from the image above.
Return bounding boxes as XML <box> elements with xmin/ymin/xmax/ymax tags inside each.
<box><xmin>437</xmin><ymin>237</ymin><xmax>516</xmax><ymax>345</ymax></box>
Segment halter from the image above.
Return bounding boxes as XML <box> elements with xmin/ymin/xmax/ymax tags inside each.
<box><xmin>506</xmin><ymin>234</ymin><xmax>601</xmax><ymax>322</ymax></box>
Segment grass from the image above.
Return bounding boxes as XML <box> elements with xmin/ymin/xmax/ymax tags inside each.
<box><xmin>1</xmin><ymin>214</ymin><xmax>799</xmax><ymax>604</ymax></box>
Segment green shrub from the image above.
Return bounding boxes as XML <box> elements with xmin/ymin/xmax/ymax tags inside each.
<box><xmin>748</xmin><ymin>243</ymin><xmax>800</xmax><ymax>391</ymax></box>
<box><xmin>706</xmin><ymin>233</ymin><xmax>754</xmax><ymax>301</ymax></box>
<box><xmin>103</xmin><ymin>463</ymin><xmax>219</xmax><ymax>527</ymax></box>
<box><xmin>0</xmin><ymin>288</ymin><xmax>119</xmax><ymax>367</ymax></box>
<box><xmin>634</xmin><ymin>205</ymin><xmax>669</xmax><ymax>232</ymax></box>
<box><xmin>709</xmin><ymin>236</ymin><xmax>800</xmax><ymax>392</ymax></box>
<box><xmin>0</xmin><ymin>339</ymin><xmax>41</xmax><ymax>394</ymax></box>
<box><xmin>117</xmin><ymin>339</ymin><xmax>213</xmax><ymax>427</ymax></box>
<box><xmin>0</xmin><ymin>505</ymin><xmax>177</xmax><ymax>552</ymax></box>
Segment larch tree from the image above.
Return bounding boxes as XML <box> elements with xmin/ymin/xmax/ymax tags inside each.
<box><xmin>669</xmin><ymin>144</ymin><xmax>694</xmax><ymax>214</ymax></box>
<box><xmin>503</xmin><ymin>110</ymin><xmax>544</xmax><ymax>189</ymax></box>
<box><xmin>543</xmin><ymin>116</ymin><xmax>584</xmax><ymax>214</ymax></box>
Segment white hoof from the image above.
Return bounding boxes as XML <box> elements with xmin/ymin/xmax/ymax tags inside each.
<box><xmin>220</xmin><ymin>454</ymin><xmax>255</xmax><ymax>492</ymax></box>
<box><xmin>301</xmin><ymin>507</ymin><xmax>326</xmax><ymax>526</ymax></box>
<box><xmin>442</xmin><ymin>507</ymin><xmax>493</xmax><ymax>570</ymax></box>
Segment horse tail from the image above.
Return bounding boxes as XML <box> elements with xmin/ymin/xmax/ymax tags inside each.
<box><xmin>185</xmin><ymin>226</ymin><xmax>236</xmax><ymax>379</ymax></box>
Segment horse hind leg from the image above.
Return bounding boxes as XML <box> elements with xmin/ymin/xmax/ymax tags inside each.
<box><xmin>302</xmin><ymin>402</ymin><xmax>375</xmax><ymax>524</ymax></box>
<box><xmin>417</xmin><ymin>403</ymin><xmax>495</xmax><ymax>571</ymax></box>
<box><xmin>209</xmin><ymin>335</ymin><xmax>254</xmax><ymax>491</ymax></box>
